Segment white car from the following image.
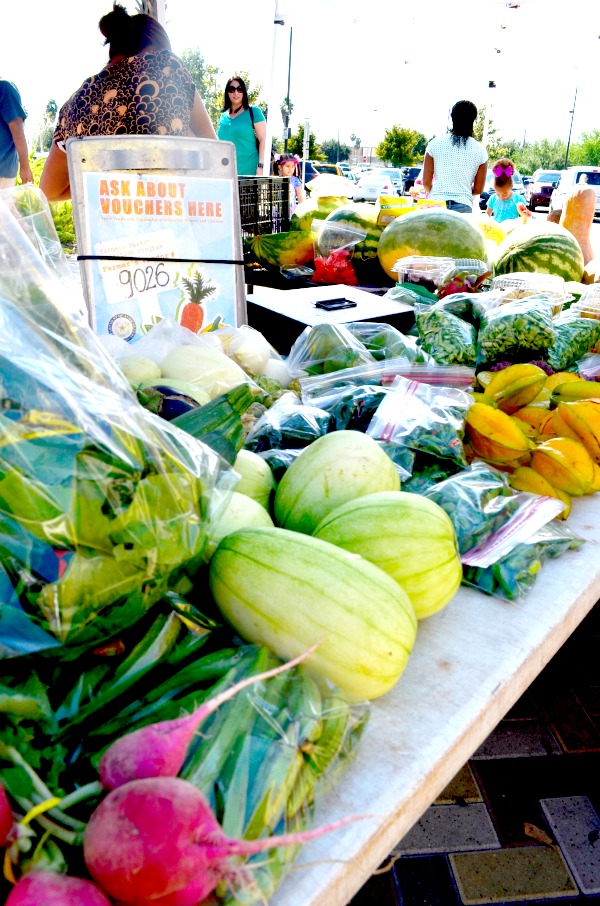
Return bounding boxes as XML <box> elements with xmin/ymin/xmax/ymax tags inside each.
<box><xmin>549</xmin><ymin>166</ymin><xmax>600</xmax><ymax>218</ymax></box>
<box><xmin>352</xmin><ymin>170</ymin><xmax>399</xmax><ymax>202</ymax></box>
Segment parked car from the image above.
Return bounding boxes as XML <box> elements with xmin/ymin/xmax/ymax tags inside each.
<box><xmin>353</xmin><ymin>169</ymin><xmax>400</xmax><ymax>202</ymax></box>
<box><xmin>479</xmin><ymin>168</ymin><xmax>526</xmax><ymax>210</ymax></box>
<box><xmin>350</xmin><ymin>163</ymin><xmax>372</xmax><ymax>177</ymax></box>
<box><xmin>402</xmin><ymin>166</ymin><xmax>422</xmax><ymax>195</ymax></box>
<box><xmin>299</xmin><ymin>160</ymin><xmax>321</xmax><ymax>190</ymax></box>
<box><xmin>549</xmin><ymin>166</ymin><xmax>600</xmax><ymax>218</ymax></box>
<box><xmin>525</xmin><ymin>169</ymin><xmax>562</xmax><ymax>211</ymax></box>
<box><xmin>315</xmin><ymin>162</ymin><xmax>345</xmax><ymax>177</ymax></box>
<box><xmin>377</xmin><ymin>167</ymin><xmax>405</xmax><ymax>195</ymax></box>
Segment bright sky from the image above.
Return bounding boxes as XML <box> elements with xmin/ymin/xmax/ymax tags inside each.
<box><xmin>3</xmin><ymin>0</ymin><xmax>600</xmax><ymax>155</ymax></box>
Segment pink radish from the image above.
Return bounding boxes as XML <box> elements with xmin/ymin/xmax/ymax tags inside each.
<box><xmin>0</xmin><ymin>783</ymin><xmax>14</xmax><ymax>846</ymax></box>
<box><xmin>84</xmin><ymin>776</ymin><xmax>366</xmax><ymax>905</ymax></box>
<box><xmin>5</xmin><ymin>869</ymin><xmax>112</xmax><ymax>905</ymax></box>
<box><xmin>99</xmin><ymin>643</ymin><xmax>319</xmax><ymax>790</ymax></box>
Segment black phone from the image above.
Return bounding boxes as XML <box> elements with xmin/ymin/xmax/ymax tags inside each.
<box><xmin>314</xmin><ymin>298</ymin><xmax>358</xmax><ymax>311</ymax></box>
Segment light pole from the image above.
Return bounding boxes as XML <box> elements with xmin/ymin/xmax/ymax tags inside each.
<box><xmin>564</xmin><ymin>85</ymin><xmax>578</xmax><ymax>170</ymax></box>
<box><xmin>283</xmin><ymin>27</ymin><xmax>293</xmax><ymax>153</ymax></box>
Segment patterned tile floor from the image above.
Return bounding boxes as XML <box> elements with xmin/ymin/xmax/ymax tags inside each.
<box><xmin>350</xmin><ymin>603</ymin><xmax>600</xmax><ymax>906</ymax></box>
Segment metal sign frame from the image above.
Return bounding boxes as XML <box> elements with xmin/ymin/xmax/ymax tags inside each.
<box><xmin>67</xmin><ymin>135</ymin><xmax>247</xmax><ymax>341</ymax></box>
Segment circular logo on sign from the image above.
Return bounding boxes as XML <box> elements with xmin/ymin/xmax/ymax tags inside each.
<box><xmin>108</xmin><ymin>314</ymin><xmax>136</xmax><ymax>341</ymax></box>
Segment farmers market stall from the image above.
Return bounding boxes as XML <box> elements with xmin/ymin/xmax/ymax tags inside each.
<box><xmin>3</xmin><ymin>181</ymin><xmax>600</xmax><ymax>906</ymax></box>
<box><xmin>271</xmin><ymin>492</ymin><xmax>600</xmax><ymax>904</ymax></box>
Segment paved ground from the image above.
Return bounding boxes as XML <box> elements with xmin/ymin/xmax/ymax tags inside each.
<box><xmin>349</xmin><ymin>604</ymin><xmax>600</xmax><ymax>905</ymax></box>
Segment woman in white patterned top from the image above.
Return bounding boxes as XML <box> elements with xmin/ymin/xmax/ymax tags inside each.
<box><xmin>422</xmin><ymin>100</ymin><xmax>488</xmax><ymax>214</ymax></box>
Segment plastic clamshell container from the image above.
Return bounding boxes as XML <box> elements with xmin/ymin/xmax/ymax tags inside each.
<box><xmin>490</xmin><ymin>272</ymin><xmax>567</xmax><ymax>316</ymax></box>
<box><xmin>392</xmin><ymin>256</ymin><xmax>455</xmax><ymax>289</ymax></box>
<box><xmin>570</xmin><ymin>299</ymin><xmax>600</xmax><ymax>320</ymax></box>
<box><xmin>577</xmin><ymin>284</ymin><xmax>600</xmax><ymax>308</ymax></box>
<box><xmin>451</xmin><ymin>258</ymin><xmax>490</xmax><ymax>277</ymax></box>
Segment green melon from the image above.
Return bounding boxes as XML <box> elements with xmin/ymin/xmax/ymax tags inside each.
<box><xmin>377</xmin><ymin>209</ymin><xmax>488</xmax><ymax>280</ymax></box>
<box><xmin>209</xmin><ymin>527</ymin><xmax>417</xmax><ymax>700</ymax></box>
<box><xmin>493</xmin><ymin>222</ymin><xmax>584</xmax><ymax>282</ymax></box>
<box><xmin>313</xmin><ymin>491</ymin><xmax>462</xmax><ymax>620</ymax></box>
<box><xmin>322</xmin><ymin>203</ymin><xmax>385</xmax><ymax>261</ymax></box>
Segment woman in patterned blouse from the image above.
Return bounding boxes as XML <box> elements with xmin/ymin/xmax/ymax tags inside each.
<box><xmin>40</xmin><ymin>4</ymin><xmax>216</xmax><ymax>201</ymax></box>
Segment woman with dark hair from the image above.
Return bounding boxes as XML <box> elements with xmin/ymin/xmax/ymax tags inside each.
<box><xmin>40</xmin><ymin>3</ymin><xmax>216</xmax><ymax>202</ymax></box>
<box><xmin>421</xmin><ymin>99</ymin><xmax>488</xmax><ymax>213</ymax></box>
<box><xmin>217</xmin><ymin>76</ymin><xmax>266</xmax><ymax>177</ymax></box>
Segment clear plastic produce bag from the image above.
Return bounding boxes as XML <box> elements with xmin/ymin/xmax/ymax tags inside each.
<box><xmin>476</xmin><ymin>296</ymin><xmax>557</xmax><ymax>365</ymax></box>
<box><xmin>546</xmin><ymin>313</ymin><xmax>600</xmax><ymax>372</ymax></box>
<box><xmin>286</xmin><ymin>322</ymin><xmax>376</xmax><ymax>378</ymax></box>
<box><xmin>243</xmin><ymin>392</ymin><xmax>333</xmax><ymax>452</ymax></box>
<box><xmin>414</xmin><ymin>302</ymin><xmax>478</xmax><ymax>366</ymax></box>
<box><xmin>367</xmin><ymin>374</ymin><xmax>472</xmax><ymax>466</ymax></box>
<box><xmin>346</xmin><ymin>321</ymin><xmax>434</xmax><ymax>363</ymax></box>
<box><xmin>0</xmin><ymin>198</ymin><xmax>234</xmax><ymax>658</ymax></box>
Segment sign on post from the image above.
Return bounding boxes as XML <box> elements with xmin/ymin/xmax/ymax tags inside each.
<box><xmin>68</xmin><ymin>135</ymin><xmax>246</xmax><ymax>342</ymax></box>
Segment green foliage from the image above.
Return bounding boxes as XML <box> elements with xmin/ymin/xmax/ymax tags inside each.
<box><xmin>33</xmin><ymin>97</ymin><xmax>58</xmax><ymax>154</ymax></box>
<box><xmin>288</xmin><ymin>124</ymin><xmax>322</xmax><ymax>160</ymax></box>
<box><xmin>319</xmin><ymin>138</ymin><xmax>351</xmax><ymax>164</ymax></box>
<box><xmin>512</xmin><ymin>138</ymin><xmax>569</xmax><ymax>173</ymax></box>
<box><xmin>375</xmin><ymin>125</ymin><xmax>427</xmax><ymax>166</ymax></box>
<box><xmin>27</xmin><ymin>157</ymin><xmax>76</xmax><ymax>249</ymax></box>
<box><xmin>571</xmin><ymin>130</ymin><xmax>600</xmax><ymax>166</ymax></box>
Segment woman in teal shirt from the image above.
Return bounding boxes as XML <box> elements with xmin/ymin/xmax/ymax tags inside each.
<box><xmin>217</xmin><ymin>76</ymin><xmax>266</xmax><ymax>176</ymax></box>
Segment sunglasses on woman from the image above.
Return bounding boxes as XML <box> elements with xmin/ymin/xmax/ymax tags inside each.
<box><xmin>227</xmin><ymin>85</ymin><xmax>242</xmax><ymax>93</ymax></box>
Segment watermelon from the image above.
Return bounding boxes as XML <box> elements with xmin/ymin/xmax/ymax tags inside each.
<box><xmin>377</xmin><ymin>209</ymin><xmax>488</xmax><ymax>281</ymax></box>
<box><xmin>322</xmin><ymin>203</ymin><xmax>385</xmax><ymax>262</ymax></box>
<box><xmin>250</xmin><ymin>230</ymin><xmax>314</xmax><ymax>268</ymax></box>
<box><xmin>493</xmin><ymin>222</ymin><xmax>584</xmax><ymax>282</ymax></box>
<box><xmin>290</xmin><ymin>196</ymin><xmax>347</xmax><ymax>232</ymax></box>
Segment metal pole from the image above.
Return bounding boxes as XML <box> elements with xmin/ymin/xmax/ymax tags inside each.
<box><xmin>284</xmin><ymin>27</ymin><xmax>292</xmax><ymax>153</ymax></box>
<box><xmin>264</xmin><ymin>0</ymin><xmax>286</xmax><ymax>176</ymax></box>
<box><xmin>564</xmin><ymin>86</ymin><xmax>578</xmax><ymax>170</ymax></box>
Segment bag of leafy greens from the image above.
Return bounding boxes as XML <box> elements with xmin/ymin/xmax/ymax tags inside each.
<box><xmin>0</xmin><ymin>198</ymin><xmax>233</xmax><ymax>658</ymax></box>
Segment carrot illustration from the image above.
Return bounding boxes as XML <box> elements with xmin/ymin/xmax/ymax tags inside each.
<box><xmin>180</xmin><ymin>271</ymin><xmax>216</xmax><ymax>333</ymax></box>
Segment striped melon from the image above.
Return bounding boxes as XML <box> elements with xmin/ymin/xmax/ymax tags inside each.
<box><xmin>323</xmin><ymin>203</ymin><xmax>385</xmax><ymax>262</ymax></box>
<box><xmin>209</xmin><ymin>527</ymin><xmax>418</xmax><ymax>700</ymax></box>
<box><xmin>377</xmin><ymin>209</ymin><xmax>487</xmax><ymax>281</ymax></box>
<box><xmin>313</xmin><ymin>491</ymin><xmax>462</xmax><ymax>620</ymax></box>
<box><xmin>290</xmin><ymin>196</ymin><xmax>347</xmax><ymax>231</ymax></box>
<box><xmin>493</xmin><ymin>222</ymin><xmax>584</xmax><ymax>282</ymax></box>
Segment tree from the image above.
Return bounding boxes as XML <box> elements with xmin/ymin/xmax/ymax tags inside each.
<box><xmin>319</xmin><ymin>138</ymin><xmax>351</xmax><ymax>164</ymax></box>
<box><xmin>512</xmin><ymin>138</ymin><xmax>569</xmax><ymax>173</ymax></box>
<box><xmin>572</xmin><ymin>130</ymin><xmax>600</xmax><ymax>167</ymax></box>
<box><xmin>473</xmin><ymin>107</ymin><xmax>506</xmax><ymax>155</ymax></box>
<box><xmin>375</xmin><ymin>125</ymin><xmax>427</xmax><ymax>166</ymax></box>
<box><xmin>288</xmin><ymin>124</ymin><xmax>321</xmax><ymax>160</ymax></box>
<box><xmin>33</xmin><ymin>98</ymin><xmax>59</xmax><ymax>153</ymax></box>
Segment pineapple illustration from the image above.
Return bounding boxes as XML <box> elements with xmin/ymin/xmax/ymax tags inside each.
<box><xmin>179</xmin><ymin>270</ymin><xmax>216</xmax><ymax>333</ymax></box>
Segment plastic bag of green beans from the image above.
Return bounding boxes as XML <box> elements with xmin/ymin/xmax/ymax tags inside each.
<box><xmin>462</xmin><ymin>521</ymin><xmax>582</xmax><ymax>601</ymax></box>
<box><xmin>424</xmin><ymin>462</ymin><xmax>521</xmax><ymax>554</ymax></box>
<box><xmin>476</xmin><ymin>296</ymin><xmax>556</xmax><ymax>364</ymax></box>
<box><xmin>547</xmin><ymin>313</ymin><xmax>600</xmax><ymax>371</ymax></box>
<box><xmin>414</xmin><ymin>303</ymin><xmax>478</xmax><ymax>366</ymax></box>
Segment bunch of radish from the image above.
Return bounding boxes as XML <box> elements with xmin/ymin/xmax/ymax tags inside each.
<box><xmin>4</xmin><ymin>645</ymin><xmax>367</xmax><ymax>905</ymax></box>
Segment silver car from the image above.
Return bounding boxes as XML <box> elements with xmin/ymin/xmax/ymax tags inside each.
<box><xmin>353</xmin><ymin>169</ymin><xmax>401</xmax><ymax>202</ymax></box>
<box><xmin>549</xmin><ymin>166</ymin><xmax>600</xmax><ymax>218</ymax></box>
